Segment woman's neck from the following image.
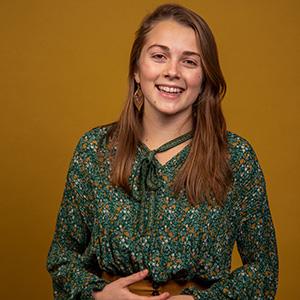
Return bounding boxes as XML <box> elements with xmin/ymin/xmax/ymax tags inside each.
<box><xmin>141</xmin><ymin>112</ymin><xmax>193</xmax><ymax>149</ymax></box>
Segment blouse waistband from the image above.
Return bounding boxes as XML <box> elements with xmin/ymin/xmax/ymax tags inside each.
<box><xmin>101</xmin><ymin>271</ymin><xmax>209</xmax><ymax>296</ymax></box>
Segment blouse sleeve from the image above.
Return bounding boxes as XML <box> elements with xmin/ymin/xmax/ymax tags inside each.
<box><xmin>47</xmin><ymin>135</ymin><xmax>106</xmax><ymax>299</ymax></box>
<box><xmin>182</xmin><ymin>139</ymin><xmax>279</xmax><ymax>299</ymax></box>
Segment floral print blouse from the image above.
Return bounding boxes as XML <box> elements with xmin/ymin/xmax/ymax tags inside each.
<box><xmin>47</xmin><ymin>125</ymin><xmax>278</xmax><ymax>299</ymax></box>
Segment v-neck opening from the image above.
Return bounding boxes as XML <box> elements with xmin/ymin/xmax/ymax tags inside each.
<box><xmin>139</xmin><ymin>142</ymin><xmax>191</xmax><ymax>168</ymax></box>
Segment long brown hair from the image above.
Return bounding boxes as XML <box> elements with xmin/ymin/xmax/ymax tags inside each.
<box><xmin>107</xmin><ymin>3</ymin><xmax>233</xmax><ymax>206</ymax></box>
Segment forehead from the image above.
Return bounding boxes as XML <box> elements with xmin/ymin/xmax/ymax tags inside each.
<box><xmin>143</xmin><ymin>20</ymin><xmax>199</xmax><ymax>53</ymax></box>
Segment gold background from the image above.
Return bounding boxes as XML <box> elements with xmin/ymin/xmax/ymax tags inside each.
<box><xmin>0</xmin><ymin>0</ymin><xmax>299</xmax><ymax>299</ymax></box>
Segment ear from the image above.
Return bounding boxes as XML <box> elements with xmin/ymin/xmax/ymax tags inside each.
<box><xmin>134</xmin><ymin>71</ymin><xmax>140</xmax><ymax>84</ymax></box>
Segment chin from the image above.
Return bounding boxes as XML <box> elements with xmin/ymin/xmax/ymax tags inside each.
<box><xmin>159</xmin><ymin>104</ymin><xmax>191</xmax><ymax>115</ymax></box>
<box><xmin>158</xmin><ymin>109</ymin><xmax>188</xmax><ymax>118</ymax></box>
<box><xmin>145</xmin><ymin>100</ymin><xmax>191</xmax><ymax>118</ymax></box>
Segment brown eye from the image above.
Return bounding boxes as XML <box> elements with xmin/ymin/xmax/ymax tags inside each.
<box><xmin>183</xmin><ymin>59</ymin><xmax>197</xmax><ymax>66</ymax></box>
<box><xmin>152</xmin><ymin>54</ymin><xmax>166</xmax><ymax>61</ymax></box>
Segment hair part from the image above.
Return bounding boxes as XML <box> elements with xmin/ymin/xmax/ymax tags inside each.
<box><xmin>107</xmin><ymin>3</ymin><xmax>233</xmax><ymax>206</ymax></box>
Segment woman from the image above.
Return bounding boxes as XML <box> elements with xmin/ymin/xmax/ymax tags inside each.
<box><xmin>47</xmin><ymin>4</ymin><xmax>278</xmax><ymax>300</ymax></box>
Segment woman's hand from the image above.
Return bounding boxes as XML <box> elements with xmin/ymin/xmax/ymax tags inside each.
<box><xmin>92</xmin><ymin>269</ymin><xmax>170</xmax><ymax>300</ymax></box>
<box><xmin>168</xmin><ymin>296</ymin><xmax>194</xmax><ymax>300</ymax></box>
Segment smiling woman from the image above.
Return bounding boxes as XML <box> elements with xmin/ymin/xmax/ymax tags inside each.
<box><xmin>134</xmin><ymin>20</ymin><xmax>203</xmax><ymax>119</ymax></box>
<box><xmin>47</xmin><ymin>3</ymin><xmax>278</xmax><ymax>300</ymax></box>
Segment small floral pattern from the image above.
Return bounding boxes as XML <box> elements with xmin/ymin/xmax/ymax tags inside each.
<box><xmin>47</xmin><ymin>125</ymin><xmax>278</xmax><ymax>299</ymax></box>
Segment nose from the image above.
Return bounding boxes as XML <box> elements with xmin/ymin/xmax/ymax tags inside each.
<box><xmin>163</xmin><ymin>60</ymin><xmax>180</xmax><ymax>80</ymax></box>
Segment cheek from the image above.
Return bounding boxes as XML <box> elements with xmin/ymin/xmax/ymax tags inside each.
<box><xmin>187</xmin><ymin>71</ymin><xmax>203</xmax><ymax>89</ymax></box>
<box><xmin>138</xmin><ymin>60</ymin><xmax>161</xmax><ymax>81</ymax></box>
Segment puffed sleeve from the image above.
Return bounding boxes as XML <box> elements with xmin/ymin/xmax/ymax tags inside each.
<box><xmin>47</xmin><ymin>134</ymin><xmax>106</xmax><ymax>299</ymax></box>
<box><xmin>182</xmin><ymin>139</ymin><xmax>279</xmax><ymax>299</ymax></box>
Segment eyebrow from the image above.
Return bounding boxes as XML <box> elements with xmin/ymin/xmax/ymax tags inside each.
<box><xmin>147</xmin><ymin>44</ymin><xmax>200</xmax><ymax>57</ymax></box>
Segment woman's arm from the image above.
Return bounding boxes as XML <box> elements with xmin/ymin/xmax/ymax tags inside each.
<box><xmin>181</xmin><ymin>139</ymin><xmax>279</xmax><ymax>299</ymax></box>
<box><xmin>47</xmin><ymin>134</ymin><xmax>106</xmax><ymax>299</ymax></box>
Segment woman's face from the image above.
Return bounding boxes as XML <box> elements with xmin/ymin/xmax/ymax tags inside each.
<box><xmin>134</xmin><ymin>20</ymin><xmax>203</xmax><ymax>122</ymax></box>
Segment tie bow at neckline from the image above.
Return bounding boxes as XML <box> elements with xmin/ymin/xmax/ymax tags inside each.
<box><xmin>138</xmin><ymin>131</ymin><xmax>193</xmax><ymax>193</ymax></box>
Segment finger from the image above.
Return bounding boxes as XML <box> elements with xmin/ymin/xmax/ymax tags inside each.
<box><xmin>116</xmin><ymin>269</ymin><xmax>149</xmax><ymax>287</ymax></box>
<box><xmin>139</xmin><ymin>292</ymin><xmax>170</xmax><ymax>300</ymax></box>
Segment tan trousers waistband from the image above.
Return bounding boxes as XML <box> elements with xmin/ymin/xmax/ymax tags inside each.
<box><xmin>102</xmin><ymin>271</ymin><xmax>208</xmax><ymax>296</ymax></box>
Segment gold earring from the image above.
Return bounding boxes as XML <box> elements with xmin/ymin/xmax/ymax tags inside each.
<box><xmin>134</xmin><ymin>85</ymin><xmax>144</xmax><ymax>112</ymax></box>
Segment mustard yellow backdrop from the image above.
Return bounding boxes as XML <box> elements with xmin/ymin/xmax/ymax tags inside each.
<box><xmin>0</xmin><ymin>0</ymin><xmax>299</xmax><ymax>299</ymax></box>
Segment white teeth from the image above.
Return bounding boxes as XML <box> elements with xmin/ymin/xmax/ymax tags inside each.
<box><xmin>157</xmin><ymin>85</ymin><xmax>182</xmax><ymax>93</ymax></box>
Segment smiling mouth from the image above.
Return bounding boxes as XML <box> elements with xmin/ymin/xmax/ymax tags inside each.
<box><xmin>156</xmin><ymin>85</ymin><xmax>184</xmax><ymax>94</ymax></box>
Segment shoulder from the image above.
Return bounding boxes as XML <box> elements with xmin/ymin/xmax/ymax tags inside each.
<box><xmin>66</xmin><ymin>123</ymin><xmax>116</xmax><ymax>183</ymax></box>
<box><xmin>226</xmin><ymin>130</ymin><xmax>257</xmax><ymax>160</ymax></box>
<box><xmin>225</xmin><ymin>130</ymin><xmax>263</xmax><ymax>178</ymax></box>
<box><xmin>74</xmin><ymin>122</ymin><xmax>116</xmax><ymax>155</ymax></box>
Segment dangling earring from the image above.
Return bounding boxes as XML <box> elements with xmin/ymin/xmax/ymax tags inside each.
<box><xmin>133</xmin><ymin>85</ymin><xmax>144</xmax><ymax>112</ymax></box>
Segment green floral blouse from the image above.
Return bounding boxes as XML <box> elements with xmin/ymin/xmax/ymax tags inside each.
<box><xmin>47</xmin><ymin>125</ymin><xmax>278</xmax><ymax>299</ymax></box>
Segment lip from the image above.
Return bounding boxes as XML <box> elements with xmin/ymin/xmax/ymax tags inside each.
<box><xmin>155</xmin><ymin>84</ymin><xmax>185</xmax><ymax>91</ymax></box>
<box><xmin>155</xmin><ymin>85</ymin><xmax>184</xmax><ymax>99</ymax></box>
